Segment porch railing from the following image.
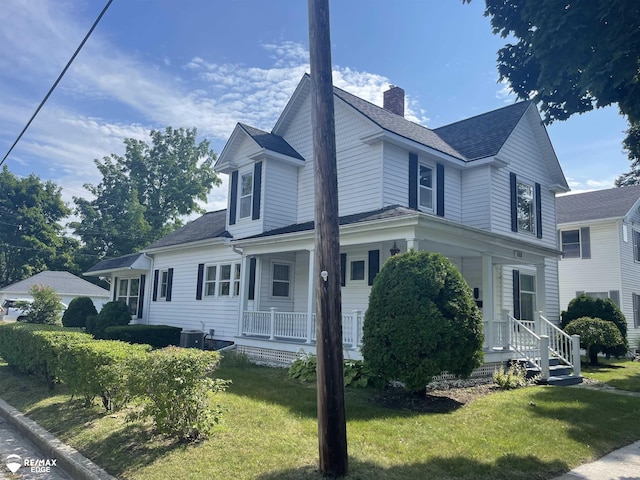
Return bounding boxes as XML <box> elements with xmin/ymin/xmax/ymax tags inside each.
<box><xmin>242</xmin><ymin>308</ymin><xmax>364</xmax><ymax>347</ymax></box>
<box><xmin>503</xmin><ymin>311</ymin><xmax>581</xmax><ymax>380</ymax></box>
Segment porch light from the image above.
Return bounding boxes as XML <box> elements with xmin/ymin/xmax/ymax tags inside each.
<box><xmin>390</xmin><ymin>241</ymin><xmax>400</xmax><ymax>256</ymax></box>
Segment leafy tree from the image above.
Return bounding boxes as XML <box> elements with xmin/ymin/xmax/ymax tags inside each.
<box><xmin>361</xmin><ymin>250</ymin><xmax>484</xmax><ymax>394</ymax></box>
<box><xmin>467</xmin><ymin>0</ymin><xmax>640</xmax><ymax>184</ymax></box>
<box><xmin>19</xmin><ymin>285</ymin><xmax>64</xmax><ymax>325</ymax></box>
<box><xmin>62</xmin><ymin>296</ymin><xmax>98</xmax><ymax>329</ymax></box>
<box><xmin>565</xmin><ymin>317</ymin><xmax>625</xmax><ymax>366</ymax></box>
<box><xmin>561</xmin><ymin>294</ymin><xmax>628</xmax><ymax>357</ymax></box>
<box><xmin>0</xmin><ymin>167</ymin><xmax>75</xmax><ymax>287</ymax></box>
<box><xmin>72</xmin><ymin>127</ymin><xmax>220</xmax><ymax>259</ymax></box>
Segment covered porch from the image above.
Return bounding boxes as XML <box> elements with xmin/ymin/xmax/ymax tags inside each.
<box><xmin>231</xmin><ymin>207</ymin><xmax>563</xmax><ymax>364</ymax></box>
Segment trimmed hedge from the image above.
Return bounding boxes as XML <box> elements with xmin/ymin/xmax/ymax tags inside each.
<box><xmin>62</xmin><ymin>296</ymin><xmax>98</xmax><ymax>328</ymax></box>
<box><xmin>88</xmin><ymin>301</ymin><xmax>131</xmax><ymax>338</ymax></box>
<box><xmin>58</xmin><ymin>340</ymin><xmax>151</xmax><ymax>410</ymax></box>
<box><xmin>103</xmin><ymin>325</ymin><xmax>182</xmax><ymax>348</ymax></box>
<box><xmin>0</xmin><ymin>323</ymin><xmax>92</xmax><ymax>388</ymax></box>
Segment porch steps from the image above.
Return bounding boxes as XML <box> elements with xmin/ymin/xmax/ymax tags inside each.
<box><xmin>517</xmin><ymin>358</ymin><xmax>583</xmax><ymax>387</ymax></box>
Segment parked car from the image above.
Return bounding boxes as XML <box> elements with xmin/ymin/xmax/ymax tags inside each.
<box><xmin>1</xmin><ymin>298</ymin><xmax>67</xmax><ymax>322</ymax></box>
<box><xmin>1</xmin><ymin>298</ymin><xmax>32</xmax><ymax>322</ymax></box>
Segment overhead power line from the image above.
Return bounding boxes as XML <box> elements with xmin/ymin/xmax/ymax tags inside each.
<box><xmin>0</xmin><ymin>0</ymin><xmax>114</xmax><ymax>167</ymax></box>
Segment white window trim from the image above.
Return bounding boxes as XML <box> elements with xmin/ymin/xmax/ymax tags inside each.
<box><xmin>202</xmin><ymin>262</ymin><xmax>241</xmax><ymax>299</ymax></box>
<box><xmin>418</xmin><ymin>162</ymin><xmax>434</xmax><ymax>212</ymax></box>
<box><xmin>117</xmin><ymin>277</ymin><xmax>140</xmax><ymax>316</ymax></box>
<box><xmin>270</xmin><ymin>261</ymin><xmax>293</xmax><ymax>299</ymax></box>
<box><xmin>633</xmin><ymin>229</ymin><xmax>640</xmax><ymax>263</ymax></box>
<box><xmin>516</xmin><ymin>178</ymin><xmax>535</xmax><ymax>234</ymax></box>
<box><xmin>159</xmin><ymin>270</ymin><xmax>169</xmax><ymax>299</ymax></box>
<box><xmin>239</xmin><ymin>171</ymin><xmax>253</xmax><ymax>220</ymax></box>
<box><xmin>348</xmin><ymin>256</ymin><xmax>367</xmax><ymax>285</ymax></box>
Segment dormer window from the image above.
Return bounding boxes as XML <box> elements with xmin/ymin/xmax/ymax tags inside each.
<box><xmin>240</xmin><ymin>172</ymin><xmax>253</xmax><ymax>219</ymax></box>
<box><xmin>419</xmin><ymin>164</ymin><xmax>433</xmax><ymax>210</ymax></box>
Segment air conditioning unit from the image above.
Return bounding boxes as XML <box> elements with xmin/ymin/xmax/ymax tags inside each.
<box><xmin>180</xmin><ymin>330</ymin><xmax>204</xmax><ymax>349</ymax></box>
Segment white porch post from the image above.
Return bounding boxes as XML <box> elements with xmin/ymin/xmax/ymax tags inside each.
<box><xmin>535</xmin><ymin>263</ymin><xmax>546</xmax><ymax>317</ymax></box>
<box><xmin>237</xmin><ymin>255</ymin><xmax>249</xmax><ymax>336</ymax></box>
<box><xmin>540</xmin><ymin>335</ymin><xmax>550</xmax><ymax>380</ymax></box>
<box><xmin>306</xmin><ymin>249</ymin><xmax>315</xmax><ymax>343</ymax></box>
<box><xmin>269</xmin><ymin>307</ymin><xmax>276</xmax><ymax>340</ymax></box>
<box><xmin>571</xmin><ymin>334</ymin><xmax>581</xmax><ymax>377</ymax></box>
<box><xmin>482</xmin><ymin>254</ymin><xmax>494</xmax><ymax>350</ymax></box>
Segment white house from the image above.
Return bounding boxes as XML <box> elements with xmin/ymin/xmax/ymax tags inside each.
<box><xmin>557</xmin><ymin>184</ymin><xmax>640</xmax><ymax>351</ymax></box>
<box><xmin>86</xmin><ymin>75</ymin><xmax>578</xmax><ymax>378</ymax></box>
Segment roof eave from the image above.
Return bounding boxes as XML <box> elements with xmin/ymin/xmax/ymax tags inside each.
<box><xmin>142</xmin><ymin>236</ymin><xmax>230</xmax><ymax>254</ymax></box>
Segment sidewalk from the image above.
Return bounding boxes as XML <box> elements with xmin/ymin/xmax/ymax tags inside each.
<box><xmin>0</xmin><ymin>398</ymin><xmax>115</xmax><ymax>480</ymax></box>
<box><xmin>552</xmin><ymin>439</ymin><xmax>640</xmax><ymax>480</ymax></box>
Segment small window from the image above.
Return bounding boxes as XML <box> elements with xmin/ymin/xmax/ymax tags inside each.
<box><xmin>517</xmin><ymin>180</ymin><xmax>535</xmax><ymax>233</ymax></box>
<box><xmin>204</xmin><ymin>266</ymin><xmax>217</xmax><ymax>297</ymax></box>
<box><xmin>233</xmin><ymin>263</ymin><xmax>241</xmax><ymax>296</ymax></box>
<box><xmin>561</xmin><ymin>230</ymin><xmax>580</xmax><ymax>258</ymax></box>
<box><xmin>219</xmin><ymin>264</ymin><xmax>232</xmax><ymax>296</ymax></box>
<box><xmin>350</xmin><ymin>260</ymin><xmax>365</xmax><ymax>281</ymax></box>
<box><xmin>419</xmin><ymin>164</ymin><xmax>433</xmax><ymax>210</ymax></box>
<box><xmin>160</xmin><ymin>270</ymin><xmax>169</xmax><ymax>298</ymax></box>
<box><xmin>272</xmin><ymin>263</ymin><xmax>291</xmax><ymax>297</ymax></box>
<box><xmin>239</xmin><ymin>172</ymin><xmax>253</xmax><ymax>219</ymax></box>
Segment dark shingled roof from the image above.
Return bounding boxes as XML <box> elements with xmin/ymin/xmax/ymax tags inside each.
<box><xmin>557</xmin><ymin>185</ymin><xmax>640</xmax><ymax>224</ymax></box>
<box><xmin>239</xmin><ymin>123</ymin><xmax>304</xmax><ymax>160</ymax></box>
<box><xmin>333</xmin><ymin>86</ymin><xmax>463</xmax><ymax>159</ymax></box>
<box><xmin>144</xmin><ymin>209</ymin><xmax>231</xmax><ymax>250</ymax></box>
<box><xmin>85</xmin><ymin>253</ymin><xmax>147</xmax><ymax>274</ymax></box>
<box><xmin>243</xmin><ymin>205</ymin><xmax>416</xmax><ymax>239</ymax></box>
<box><xmin>433</xmin><ymin>101</ymin><xmax>531</xmax><ymax>160</ymax></box>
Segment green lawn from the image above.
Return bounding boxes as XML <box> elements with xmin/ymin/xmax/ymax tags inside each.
<box><xmin>1</xmin><ymin>358</ymin><xmax>640</xmax><ymax>479</ymax></box>
<box><xmin>580</xmin><ymin>357</ymin><xmax>640</xmax><ymax>392</ymax></box>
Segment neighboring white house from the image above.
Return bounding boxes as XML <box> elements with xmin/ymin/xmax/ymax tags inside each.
<box><xmin>86</xmin><ymin>75</ymin><xmax>573</xmax><ymax>373</ymax></box>
<box><xmin>557</xmin><ymin>184</ymin><xmax>640</xmax><ymax>351</ymax></box>
<box><xmin>0</xmin><ymin>270</ymin><xmax>110</xmax><ymax>311</ymax></box>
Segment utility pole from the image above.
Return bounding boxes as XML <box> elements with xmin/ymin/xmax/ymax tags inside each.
<box><xmin>307</xmin><ymin>0</ymin><xmax>348</xmax><ymax>476</ymax></box>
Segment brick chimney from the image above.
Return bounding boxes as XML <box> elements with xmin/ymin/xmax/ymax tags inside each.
<box><xmin>383</xmin><ymin>85</ymin><xmax>405</xmax><ymax>117</ymax></box>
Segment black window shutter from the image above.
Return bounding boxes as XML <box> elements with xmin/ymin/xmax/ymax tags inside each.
<box><xmin>436</xmin><ymin>163</ymin><xmax>445</xmax><ymax>217</ymax></box>
<box><xmin>512</xmin><ymin>269</ymin><xmax>521</xmax><ymax>320</ymax></box>
<box><xmin>340</xmin><ymin>253</ymin><xmax>346</xmax><ymax>287</ymax></box>
<box><xmin>229</xmin><ymin>170</ymin><xmax>238</xmax><ymax>225</ymax></box>
<box><xmin>535</xmin><ymin>182</ymin><xmax>542</xmax><ymax>238</ymax></box>
<box><xmin>248</xmin><ymin>258</ymin><xmax>257</xmax><ymax>300</ymax></box>
<box><xmin>368</xmin><ymin>250</ymin><xmax>380</xmax><ymax>286</ymax></box>
<box><xmin>634</xmin><ymin>294</ymin><xmax>640</xmax><ymax>328</ymax></box>
<box><xmin>137</xmin><ymin>274</ymin><xmax>146</xmax><ymax>319</ymax></box>
<box><xmin>152</xmin><ymin>269</ymin><xmax>159</xmax><ymax>301</ymax></box>
<box><xmin>166</xmin><ymin>268</ymin><xmax>174</xmax><ymax>302</ymax></box>
<box><xmin>510</xmin><ymin>172</ymin><xmax>518</xmax><ymax>232</ymax></box>
<box><xmin>580</xmin><ymin>227</ymin><xmax>591</xmax><ymax>259</ymax></box>
<box><xmin>408</xmin><ymin>153</ymin><xmax>418</xmax><ymax>209</ymax></box>
<box><xmin>252</xmin><ymin>162</ymin><xmax>262</xmax><ymax>221</ymax></box>
<box><xmin>112</xmin><ymin>277</ymin><xmax>118</xmax><ymax>301</ymax></box>
<box><xmin>196</xmin><ymin>264</ymin><xmax>205</xmax><ymax>300</ymax></box>
<box><xmin>609</xmin><ymin>290</ymin><xmax>620</xmax><ymax>307</ymax></box>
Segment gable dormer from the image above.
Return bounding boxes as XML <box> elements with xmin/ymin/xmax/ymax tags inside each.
<box><xmin>216</xmin><ymin>123</ymin><xmax>304</xmax><ymax>238</ymax></box>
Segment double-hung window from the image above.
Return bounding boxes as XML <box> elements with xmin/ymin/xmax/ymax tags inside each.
<box><xmin>118</xmin><ymin>278</ymin><xmax>140</xmax><ymax>315</ymax></box>
<box><xmin>219</xmin><ymin>264</ymin><xmax>232</xmax><ymax>296</ymax></box>
<box><xmin>272</xmin><ymin>263</ymin><xmax>291</xmax><ymax>298</ymax></box>
<box><xmin>561</xmin><ymin>227</ymin><xmax>591</xmax><ymax>259</ymax></box>
<box><xmin>419</xmin><ymin>164</ymin><xmax>433</xmax><ymax>210</ymax></box>
<box><xmin>516</xmin><ymin>180</ymin><xmax>535</xmax><ymax>233</ymax></box>
<box><xmin>239</xmin><ymin>172</ymin><xmax>253</xmax><ymax>219</ymax></box>
<box><xmin>634</xmin><ymin>230</ymin><xmax>640</xmax><ymax>262</ymax></box>
<box><xmin>160</xmin><ymin>270</ymin><xmax>169</xmax><ymax>299</ymax></box>
<box><xmin>204</xmin><ymin>266</ymin><xmax>217</xmax><ymax>297</ymax></box>
<box><xmin>519</xmin><ymin>273</ymin><xmax>536</xmax><ymax>321</ymax></box>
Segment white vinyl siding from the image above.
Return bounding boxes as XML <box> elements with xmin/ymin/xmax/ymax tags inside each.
<box><xmin>461</xmin><ymin>166</ymin><xmax>492</xmax><ymax>229</ymax></box>
<box><xmin>263</xmin><ymin>161</ymin><xmax>298</xmax><ymax>231</ymax></box>
<box><xmin>145</xmin><ymin>244</ymin><xmax>241</xmax><ymax>340</ymax></box>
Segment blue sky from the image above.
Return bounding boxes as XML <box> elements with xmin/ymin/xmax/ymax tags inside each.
<box><xmin>0</xmin><ymin>0</ymin><xmax>631</xmax><ymax>216</ymax></box>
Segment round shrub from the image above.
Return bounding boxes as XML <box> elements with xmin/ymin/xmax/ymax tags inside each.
<box><xmin>561</xmin><ymin>294</ymin><xmax>628</xmax><ymax>357</ymax></box>
<box><xmin>62</xmin><ymin>297</ymin><xmax>98</xmax><ymax>328</ymax></box>
<box><xmin>90</xmin><ymin>301</ymin><xmax>131</xmax><ymax>338</ymax></box>
<box><xmin>361</xmin><ymin>250</ymin><xmax>484</xmax><ymax>394</ymax></box>
<box><xmin>565</xmin><ymin>316</ymin><xmax>625</xmax><ymax>366</ymax></box>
